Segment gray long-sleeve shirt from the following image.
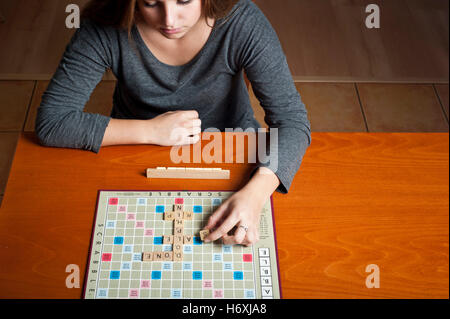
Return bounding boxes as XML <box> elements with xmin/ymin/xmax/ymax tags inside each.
<box><xmin>35</xmin><ymin>0</ymin><xmax>311</xmax><ymax>193</ymax></box>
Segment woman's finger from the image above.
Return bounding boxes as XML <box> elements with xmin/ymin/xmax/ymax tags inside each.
<box><xmin>205</xmin><ymin>213</ymin><xmax>239</xmax><ymax>242</ymax></box>
<box><xmin>242</xmin><ymin>230</ymin><xmax>259</xmax><ymax>247</ymax></box>
<box><xmin>204</xmin><ymin>202</ymin><xmax>228</xmax><ymax>230</ymax></box>
<box><xmin>182</xmin><ymin>110</ymin><xmax>199</xmax><ymax>119</ymax></box>
<box><xmin>186</xmin><ymin>126</ymin><xmax>201</xmax><ymax>136</ymax></box>
<box><xmin>184</xmin><ymin>119</ymin><xmax>202</xmax><ymax>128</ymax></box>
<box><xmin>222</xmin><ymin>234</ymin><xmax>235</xmax><ymax>245</ymax></box>
<box><xmin>179</xmin><ymin>134</ymin><xmax>200</xmax><ymax>145</ymax></box>
<box><xmin>232</xmin><ymin>223</ymin><xmax>247</xmax><ymax>244</ymax></box>
<box><xmin>221</xmin><ymin>224</ymin><xmax>247</xmax><ymax>245</ymax></box>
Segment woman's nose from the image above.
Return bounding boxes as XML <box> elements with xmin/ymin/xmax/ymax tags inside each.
<box><xmin>162</xmin><ymin>3</ymin><xmax>176</xmax><ymax>27</ymax></box>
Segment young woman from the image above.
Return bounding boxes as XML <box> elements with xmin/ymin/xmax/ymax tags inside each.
<box><xmin>35</xmin><ymin>0</ymin><xmax>311</xmax><ymax>246</ymax></box>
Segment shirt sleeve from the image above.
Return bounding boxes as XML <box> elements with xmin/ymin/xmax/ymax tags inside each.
<box><xmin>35</xmin><ymin>19</ymin><xmax>113</xmax><ymax>153</ymax></box>
<box><xmin>236</xmin><ymin>2</ymin><xmax>312</xmax><ymax>194</ymax></box>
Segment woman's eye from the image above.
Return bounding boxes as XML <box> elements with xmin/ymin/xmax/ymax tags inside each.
<box><xmin>143</xmin><ymin>1</ymin><xmax>157</xmax><ymax>8</ymax></box>
<box><xmin>143</xmin><ymin>0</ymin><xmax>192</xmax><ymax>8</ymax></box>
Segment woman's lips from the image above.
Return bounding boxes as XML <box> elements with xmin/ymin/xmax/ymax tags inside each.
<box><xmin>161</xmin><ymin>27</ymin><xmax>182</xmax><ymax>34</ymax></box>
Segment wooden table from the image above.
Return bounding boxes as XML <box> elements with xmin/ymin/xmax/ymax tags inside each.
<box><xmin>0</xmin><ymin>132</ymin><xmax>448</xmax><ymax>299</ymax></box>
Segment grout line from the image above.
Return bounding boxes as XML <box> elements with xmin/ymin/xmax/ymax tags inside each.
<box><xmin>21</xmin><ymin>80</ymin><xmax>38</xmax><ymax>132</ymax></box>
<box><xmin>0</xmin><ymin>130</ymin><xmax>22</xmax><ymax>133</ymax></box>
<box><xmin>354</xmin><ymin>83</ymin><xmax>370</xmax><ymax>133</ymax></box>
<box><xmin>432</xmin><ymin>84</ymin><xmax>449</xmax><ymax>125</ymax></box>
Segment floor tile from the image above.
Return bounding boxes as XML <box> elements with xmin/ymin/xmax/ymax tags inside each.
<box><xmin>0</xmin><ymin>132</ymin><xmax>19</xmax><ymax>195</ymax></box>
<box><xmin>0</xmin><ymin>81</ymin><xmax>34</xmax><ymax>131</ymax></box>
<box><xmin>357</xmin><ymin>83</ymin><xmax>449</xmax><ymax>132</ymax></box>
<box><xmin>295</xmin><ymin>82</ymin><xmax>367</xmax><ymax>132</ymax></box>
<box><xmin>435</xmin><ymin>84</ymin><xmax>449</xmax><ymax>122</ymax></box>
<box><xmin>25</xmin><ymin>80</ymin><xmax>116</xmax><ymax>132</ymax></box>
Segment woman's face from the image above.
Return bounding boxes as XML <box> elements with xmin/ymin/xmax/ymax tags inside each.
<box><xmin>136</xmin><ymin>0</ymin><xmax>204</xmax><ymax>39</ymax></box>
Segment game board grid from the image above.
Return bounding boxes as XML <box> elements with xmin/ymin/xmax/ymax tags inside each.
<box><xmin>94</xmin><ymin>194</ymin><xmax>258</xmax><ymax>299</ymax></box>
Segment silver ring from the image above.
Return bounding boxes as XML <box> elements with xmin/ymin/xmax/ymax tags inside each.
<box><xmin>239</xmin><ymin>225</ymin><xmax>249</xmax><ymax>232</ymax></box>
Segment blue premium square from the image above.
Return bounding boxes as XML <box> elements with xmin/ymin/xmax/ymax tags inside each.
<box><xmin>233</xmin><ymin>271</ymin><xmax>244</xmax><ymax>280</ymax></box>
<box><xmin>151</xmin><ymin>271</ymin><xmax>162</xmax><ymax>280</ymax></box>
<box><xmin>153</xmin><ymin>236</ymin><xmax>163</xmax><ymax>245</ymax></box>
<box><xmin>193</xmin><ymin>205</ymin><xmax>203</xmax><ymax>213</ymax></box>
<box><xmin>193</xmin><ymin>237</ymin><xmax>202</xmax><ymax>245</ymax></box>
<box><xmin>114</xmin><ymin>237</ymin><xmax>124</xmax><ymax>245</ymax></box>
<box><xmin>192</xmin><ymin>271</ymin><xmax>203</xmax><ymax>280</ymax></box>
<box><xmin>156</xmin><ymin>205</ymin><xmax>165</xmax><ymax>213</ymax></box>
<box><xmin>110</xmin><ymin>271</ymin><xmax>120</xmax><ymax>280</ymax></box>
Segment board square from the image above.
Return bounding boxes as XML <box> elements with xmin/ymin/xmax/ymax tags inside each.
<box><xmin>193</xmin><ymin>271</ymin><xmax>202</xmax><ymax>280</ymax></box>
<box><xmin>193</xmin><ymin>205</ymin><xmax>203</xmax><ymax>213</ymax></box>
<box><xmin>114</xmin><ymin>237</ymin><xmax>124</xmax><ymax>245</ymax></box>
<box><xmin>102</xmin><ymin>253</ymin><xmax>112</xmax><ymax>262</ymax></box>
<box><xmin>110</xmin><ymin>271</ymin><xmax>120</xmax><ymax>280</ymax></box>
<box><xmin>193</xmin><ymin>237</ymin><xmax>202</xmax><ymax>245</ymax></box>
<box><xmin>151</xmin><ymin>271</ymin><xmax>162</xmax><ymax>280</ymax></box>
<box><xmin>109</xmin><ymin>198</ymin><xmax>118</xmax><ymax>205</ymax></box>
<box><xmin>233</xmin><ymin>271</ymin><xmax>244</xmax><ymax>280</ymax></box>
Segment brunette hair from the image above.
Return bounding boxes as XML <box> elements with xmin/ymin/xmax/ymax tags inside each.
<box><xmin>81</xmin><ymin>0</ymin><xmax>240</xmax><ymax>37</ymax></box>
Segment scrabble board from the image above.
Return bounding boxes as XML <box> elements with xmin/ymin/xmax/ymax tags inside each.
<box><xmin>83</xmin><ymin>191</ymin><xmax>281</xmax><ymax>299</ymax></box>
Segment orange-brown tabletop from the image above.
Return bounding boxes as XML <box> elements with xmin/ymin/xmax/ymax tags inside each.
<box><xmin>0</xmin><ymin>132</ymin><xmax>448</xmax><ymax>298</ymax></box>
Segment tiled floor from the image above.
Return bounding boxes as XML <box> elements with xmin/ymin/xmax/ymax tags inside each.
<box><xmin>0</xmin><ymin>80</ymin><xmax>449</xmax><ymax>208</ymax></box>
<box><xmin>1</xmin><ymin>0</ymin><xmax>448</xmax><ymax>82</ymax></box>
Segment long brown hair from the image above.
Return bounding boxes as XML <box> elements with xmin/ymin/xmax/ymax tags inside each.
<box><xmin>81</xmin><ymin>0</ymin><xmax>240</xmax><ymax>37</ymax></box>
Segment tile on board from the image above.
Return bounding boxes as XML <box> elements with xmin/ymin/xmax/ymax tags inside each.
<box><xmin>295</xmin><ymin>82</ymin><xmax>366</xmax><ymax>132</ymax></box>
<box><xmin>0</xmin><ymin>132</ymin><xmax>19</xmax><ymax>196</ymax></box>
<box><xmin>25</xmin><ymin>80</ymin><xmax>116</xmax><ymax>132</ymax></box>
<box><xmin>0</xmin><ymin>81</ymin><xmax>34</xmax><ymax>131</ymax></box>
<box><xmin>357</xmin><ymin>83</ymin><xmax>449</xmax><ymax>132</ymax></box>
<box><xmin>435</xmin><ymin>84</ymin><xmax>449</xmax><ymax>122</ymax></box>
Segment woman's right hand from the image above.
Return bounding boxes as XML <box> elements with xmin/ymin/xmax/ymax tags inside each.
<box><xmin>146</xmin><ymin>110</ymin><xmax>202</xmax><ymax>146</ymax></box>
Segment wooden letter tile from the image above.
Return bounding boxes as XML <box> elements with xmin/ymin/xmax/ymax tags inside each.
<box><xmin>184</xmin><ymin>235</ymin><xmax>193</xmax><ymax>245</ymax></box>
<box><xmin>153</xmin><ymin>251</ymin><xmax>164</xmax><ymax>261</ymax></box>
<box><xmin>174</xmin><ymin>219</ymin><xmax>184</xmax><ymax>227</ymax></box>
<box><xmin>183</xmin><ymin>211</ymin><xmax>193</xmax><ymax>220</ymax></box>
<box><xmin>164</xmin><ymin>211</ymin><xmax>174</xmax><ymax>221</ymax></box>
<box><xmin>174</xmin><ymin>204</ymin><xmax>184</xmax><ymax>212</ymax></box>
<box><xmin>163</xmin><ymin>251</ymin><xmax>173</xmax><ymax>261</ymax></box>
<box><xmin>142</xmin><ymin>252</ymin><xmax>153</xmax><ymax>261</ymax></box>
<box><xmin>174</xmin><ymin>226</ymin><xmax>184</xmax><ymax>235</ymax></box>
<box><xmin>173</xmin><ymin>243</ymin><xmax>183</xmax><ymax>253</ymax></box>
<box><xmin>163</xmin><ymin>235</ymin><xmax>174</xmax><ymax>244</ymax></box>
<box><xmin>174</xmin><ymin>235</ymin><xmax>184</xmax><ymax>244</ymax></box>
<box><xmin>173</xmin><ymin>251</ymin><xmax>183</xmax><ymax>261</ymax></box>
<box><xmin>174</xmin><ymin>211</ymin><xmax>183</xmax><ymax>220</ymax></box>
<box><xmin>200</xmin><ymin>229</ymin><xmax>210</xmax><ymax>241</ymax></box>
